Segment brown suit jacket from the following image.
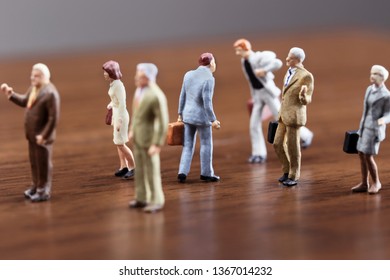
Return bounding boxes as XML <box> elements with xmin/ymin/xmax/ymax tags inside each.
<box><xmin>278</xmin><ymin>66</ymin><xmax>314</xmax><ymax>127</ymax></box>
<box><xmin>9</xmin><ymin>83</ymin><xmax>60</xmax><ymax>144</ymax></box>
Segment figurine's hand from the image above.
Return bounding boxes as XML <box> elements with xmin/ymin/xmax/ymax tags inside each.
<box><xmin>36</xmin><ymin>135</ymin><xmax>45</xmax><ymax>146</ymax></box>
<box><xmin>255</xmin><ymin>69</ymin><xmax>266</xmax><ymax>77</ymax></box>
<box><xmin>177</xmin><ymin>115</ymin><xmax>182</xmax><ymax>122</ymax></box>
<box><xmin>212</xmin><ymin>120</ymin><xmax>221</xmax><ymax>129</ymax></box>
<box><xmin>1</xmin><ymin>83</ymin><xmax>13</xmax><ymax>98</ymax></box>
<box><xmin>107</xmin><ymin>104</ymin><xmax>112</xmax><ymax>110</ymax></box>
<box><xmin>299</xmin><ymin>85</ymin><xmax>308</xmax><ymax>104</ymax></box>
<box><xmin>148</xmin><ymin>144</ymin><xmax>161</xmax><ymax>156</ymax></box>
<box><xmin>378</xmin><ymin>118</ymin><xmax>385</xmax><ymax>126</ymax></box>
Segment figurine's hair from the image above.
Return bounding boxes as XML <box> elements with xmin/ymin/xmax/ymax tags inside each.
<box><xmin>372</xmin><ymin>65</ymin><xmax>389</xmax><ymax>81</ymax></box>
<box><xmin>102</xmin><ymin>60</ymin><xmax>122</xmax><ymax>80</ymax></box>
<box><xmin>289</xmin><ymin>47</ymin><xmax>306</xmax><ymax>62</ymax></box>
<box><xmin>198</xmin><ymin>53</ymin><xmax>214</xmax><ymax>66</ymax></box>
<box><xmin>137</xmin><ymin>63</ymin><xmax>158</xmax><ymax>82</ymax></box>
<box><xmin>32</xmin><ymin>63</ymin><xmax>51</xmax><ymax>82</ymax></box>
<box><xmin>233</xmin><ymin>39</ymin><xmax>251</xmax><ymax>51</ymax></box>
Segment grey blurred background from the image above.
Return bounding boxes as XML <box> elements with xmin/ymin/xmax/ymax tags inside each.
<box><xmin>0</xmin><ymin>0</ymin><xmax>389</xmax><ymax>58</ymax></box>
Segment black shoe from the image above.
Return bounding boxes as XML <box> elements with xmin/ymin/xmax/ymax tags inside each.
<box><xmin>123</xmin><ymin>169</ymin><xmax>135</xmax><ymax>179</ymax></box>
<box><xmin>200</xmin><ymin>175</ymin><xmax>220</xmax><ymax>182</ymax></box>
<box><xmin>283</xmin><ymin>178</ymin><xmax>298</xmax><ymax>187</ymax></box>
<box><xmin>248</xmin><ymin>155</ymin><xmax>266</xmax><ymax>163</ymax></box>
<box><xmin>278</xmin><ymin>173</ymin><xmax>289</xmax><ymax>183</ymax></box>
<box><xmin>115</xmin><ymin>167</ymin><xmax>129</xmax><ymax>177</ymax></box>
<box><xmin>178</xmin><ymin>173</ymin><xmax>187</xmax><ymax>183</ymax></box>
<box><xmin>129</xmin><ymin>200</ymin><xmax>147</xmax><ymax>208</ymax></box>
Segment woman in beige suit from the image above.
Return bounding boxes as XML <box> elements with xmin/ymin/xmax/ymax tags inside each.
<box><xmin>103</xmin><ymin>60</ymin><xmax>135</xmax><ymax>178</ymax></box>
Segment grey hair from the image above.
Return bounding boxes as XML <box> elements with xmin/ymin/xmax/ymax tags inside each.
<box><xmin>136</xmin><ymin>63</ymin><xmax>158</xmax><ymax>82</ymax></box>
<box><xmin>32</xmin><ymin>63</ymin><xmax>51</xmax><ymax>82</ymax></box>
<box><xmin>372</xmin><ymin>65</ymin><xmax>389</xmax><ymax>81</ymax></box>
<box><xmin>289</xmin><ymin>47</ymin><xmax>306</xmax><ymax>63</ymax></box>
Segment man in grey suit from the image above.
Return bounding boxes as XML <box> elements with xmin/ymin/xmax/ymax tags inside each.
<box><xmin>177</xmin><ymin>53</ymin><xmax>221</xmax><ymax>183</ymax></box>
<box><xmin>234</xmin><ymin>39</ymin><xmax>314</xmax><ymax>164</ymax></box>
<box><xmin>1</xmin><ymin>63</ymin><xmax>60</xmax><ymax>202</ymax></box>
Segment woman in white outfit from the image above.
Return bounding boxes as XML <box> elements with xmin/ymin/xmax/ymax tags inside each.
<box><xmin>103</xmin><ymin>60</ymin><xmax>135</xmax><ymax>178</ymax></box>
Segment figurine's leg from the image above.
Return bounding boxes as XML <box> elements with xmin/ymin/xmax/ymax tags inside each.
<box><xmin>366</xmin><ymin>154</ymin><xmax>381</xmax><ymax>194</ymax></box>
<box><xmin>117</xmin><ymin>146</ymin><xmax>127</xmax><ymax>169</ymax></box>
<box><xmin>249</xmin><ymin>92</ymin><xmax>266</xmax><ymax>161</ymax></box>
<box><xmin>144</xmin><ymin>152</ymin><xmax>164</xmax><ymax>212</ymax></box>
<box><xmin>133</xmin><ymin>144</ymin><xmax>148</xmax><ymax>204</ymax></box>
<box><xmin>286</xmin><ymin>126</ymin><xmax>301</xmax><ymax>181</ymax></box>
<box><xmin>28</xmin><ymin>141</ymin><xmax>38</xmax><ymax>191</ymax></box>
<box><xmin>351</xmin><ymin>152</ymin><xmax>369</xmax><ymax>192</ymax></box>
<box><xmin>117</xmin><ymin>144</ymin><xmax>135</xmax><ymax>169</ymax></box>
<box><xmin>273</xmin><ymin>122</ymin><xmax>290</xmax><ymax>177</ymax></box>
<box><xmin>178</xmin><ymin>124</ymin><xmax>197</xmax><ymax>175</ymax></box>
<box><xmin>199</xmin><ymin>125</ymin><xmax>214</xmax><ymax>177</ymax></box>
<box><xmin>30</xmin><ymin>143</ymin><xmax>52</xmax><ymax>202</ymax></box>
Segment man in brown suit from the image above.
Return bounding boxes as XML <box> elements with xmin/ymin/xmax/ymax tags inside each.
<box><xmin>1</xmin><ymin>63</ymin><xmax>60</xmax><ymax>202</ymax></box>
<box><xmin>273</xmin><ymin>48</ymin><xmax>314</xmax><ymax>186</ymax></box>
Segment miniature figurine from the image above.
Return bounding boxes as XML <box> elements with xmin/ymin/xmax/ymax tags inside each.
<box><xmin>352</xmin><ymin>65</ymin><xmax>390</xmax><ymax>194</ymax></box>
<box><xmin>128</xmin><ymin>63</ymin><xmax>168</xmax><ymax>213</ymax></box>
<box><xmin>103</xmin><ymin>60</ymin><xmax>135</xmax><ymax>179</ymax></box>
<box><xmin>177</xmin><ymin>53</ymin><xmax>221</xmax><ymax>183</ymax></box>
<box><xmin>1</xmin><ymin>63</ymin><xmax>60</xmax><ymax>202</ymax></box>
<box><xmin>273</xmin><ymin>47</ymin><xmax>314</xmax><ymax>186</ymax></box>
<box><xmin>233</xmin><ymin>39</ymin><xmax>314</xmax><ymax>164</ymax></box>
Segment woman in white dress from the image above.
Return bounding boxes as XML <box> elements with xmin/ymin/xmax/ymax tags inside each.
<box><xmin>103</xmin><ymin>60</ymin><xmax>135</xmax><ymax>178</ymax></box>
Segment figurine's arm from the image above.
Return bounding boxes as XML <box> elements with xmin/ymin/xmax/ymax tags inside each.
<box><xmin>1</xmin><ymin>83</ymin><xmax>29</xmax><ymax>107</ymax></box>
<box><xmin>39</xmin><ymin>91</ymin><xmax>60</xmax><ymax>143</ymax></box>
<box><xmin>202</xmin><ymin>79</ymin><xmax>217</xmax><ymax>124</ymax></box>
<box><xmin>378</xmin><ymin>96</ymin><xmax>390</xmax><ymax>125</ymax></box>
<box><xmin>254</xmin><ymin>52</ymin><xmax>282</xmax><ymax>77</ymax></box>
<box><xmin>149</xmin><ymin>94</ymin><xmax>169</xmax><ymax>155</ymax></box>
<box><xmin>178</xmin><ymin>79</ymin><xmax>186</xmax><ymax>121</ymax></box>
<box><xmin>299</xmin><ymin>74</ymin><xmax>314</xmax><ymax>105</ymax></box>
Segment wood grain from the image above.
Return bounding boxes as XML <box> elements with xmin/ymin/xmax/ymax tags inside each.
<box><xmin>1</xmin><ymin>29</ymin><xmax>390</xmax><ymax>259</ymax></box>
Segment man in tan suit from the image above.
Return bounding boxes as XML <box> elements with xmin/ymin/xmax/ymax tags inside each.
<box><xmin>1</xmin><ymin>63</ymin><xmax>60</xmax><ymax>201</ymax></box>
<box><xmin>273</xmin><ymin>48</ymin><xmax>314</xmax><ymax>186</ymax></box>
<box><xmin>129</xmin><ymin>63</ymin><xmax>169</xmax><ymax>213</ymax></box>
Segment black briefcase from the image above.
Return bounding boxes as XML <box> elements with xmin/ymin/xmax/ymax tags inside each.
<box><xmin>343</xmin><ymin>130</ymin><xmax>359</xmax><ymax>154</ymax></box>
<box><xmin>267</xmin><ymin>121</ymin><xmax>278</xmax><ymax>144</ymax></box>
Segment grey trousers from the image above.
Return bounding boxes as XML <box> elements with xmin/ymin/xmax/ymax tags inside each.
<box><xmin>179</xmin><ymin>123</ymin><xmax>214</xmax><ymax>177</ymax></box>
<box><xmin>28</xmin><ymin>141</ymin><xmax>53</xmax><ymax>194</ymax></box>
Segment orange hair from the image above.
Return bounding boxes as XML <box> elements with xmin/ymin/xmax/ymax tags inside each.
<box><xmin>233</xmin><ymin>38</ymin><xmax>251</xmax><ymax>51</ymax></box>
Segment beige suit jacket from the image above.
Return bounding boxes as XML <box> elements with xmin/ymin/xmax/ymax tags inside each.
<box><xmin>278</xmin><ymin>66</ymin><xmax>314</xmax><ymax>127</ymax></box>
<box><xmin>131</xmin><ymin>82</ymin><xmax>169</xmax><ymax>148</ymax></box>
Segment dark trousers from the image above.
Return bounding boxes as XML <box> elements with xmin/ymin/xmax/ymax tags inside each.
<box><xmin>28</xmin><ymin>141</ymin><xmax>53</xmax><ymax>194</ymax></box>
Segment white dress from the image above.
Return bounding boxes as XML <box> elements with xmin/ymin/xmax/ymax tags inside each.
<box><xmin>107</xmin><ymin>79</ymin><xmax>129</xmax><ymax>145</ymax></box>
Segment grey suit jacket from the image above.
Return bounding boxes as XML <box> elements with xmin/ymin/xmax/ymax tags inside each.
<box><xmin>178</xmin><ymin>66</ymin><xmax>217</xmax><ymax>126</ymax></box>
<box><xmin>358</xmin><ymin>84</ymin><xmax>390</xmax><ymax>142</ymax></box>
<box><xmin>241</xmin><ymin>50</ymin><xmax>282</xmax><ymax>97</ymax></box>
<box><xmin>131</xmin><ymin>82</ymin><xmax>169</xmax><ymax>148</ymax></box>
<box><xmin>9</xmin><ymin>83</ymin><xmax>60</xmax><ymax>144</ymax></box>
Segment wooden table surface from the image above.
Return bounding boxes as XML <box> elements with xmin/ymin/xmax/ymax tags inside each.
<box><xmin>1</xmin><ymin>29</ymin><xmax>390</xmax><ymax>259</ymax></box>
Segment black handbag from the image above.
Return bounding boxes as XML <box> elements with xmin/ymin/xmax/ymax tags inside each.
<box><xmin>343</xmin><ymin>130</ymin><xmax>359</xmax><ymax>154</ymax></box>
<box><xmin>267</xmin><ymin>121</ymin><xmax>278</xmax><ymax>144</ymax></box>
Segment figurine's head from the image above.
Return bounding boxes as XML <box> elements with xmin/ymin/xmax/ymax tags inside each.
<box><xmin>286</xmin><ymin>47</ymin><xmax>305</xmax><ymax>68</ymax></box>
<box><xmin>233</xmin><ymin>39</ymin><xmax>251</xmax><ymax>58</ymax></box>
<box><xmin>199</xmin><ymin>53</ymin><xmax>216</xmax><ymax>73</ymax></box>
<box><xmin>31</xmin><ymin>63</ymin><xmax>50</xmax><ymax>87</ymax></box>
<box><xmin>370</xmin><ymin>65</ymin><xmax>389</xmax><ymax>85</ymax></box>
<box><xmin>102</xmin><ymin>60</ymin><xmax>122</xmax><ymax>81</ymax></box>
<box><xmin>135</xmin><ymin>63</ymin><xmax>158</xmax><ymax>88</ymax></box>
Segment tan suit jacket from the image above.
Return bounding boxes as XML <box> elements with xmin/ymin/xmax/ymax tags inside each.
<box><xmin>131</xmin><ymin>82</ymin><xmax>169</xmax><ymax>148</ymax></box>
<box><xmin>278</xmin><ymin>66</ymin><xmax>314</xmax><ymax>127</ymax></box>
